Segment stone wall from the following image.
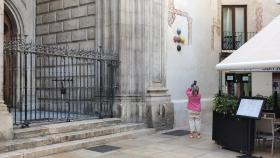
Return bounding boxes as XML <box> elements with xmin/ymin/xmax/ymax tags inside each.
<box><xmin>166</xmin><ymin>0</ymin><xmax>218</xmax><ymax>132</ymax></box>
<box><xmin>36</xmin><ymin>0</ymin><xmax>96</xmax><ymax>50</ymax></box>
<box><xmin>34</xmin><ymin>0</ymin><xmax>175</xmax><ymax>130</ymax></box>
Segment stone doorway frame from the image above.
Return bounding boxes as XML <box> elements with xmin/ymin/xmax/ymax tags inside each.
<box><xmin>0</xmin><ymin>0</ymin><xmax>26</xmax><ymax>141</ymax></box>
<box><xmin>3</xmin><ymin>0</ymin><xmax>26</xmax><ymax>110</ymax></box>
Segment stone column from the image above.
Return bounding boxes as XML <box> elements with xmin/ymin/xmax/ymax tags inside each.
<box><xmin>117</xmin><ymin>0</ymin><xmax>173</xmax><ymax>130</ymax></box>
<box><xmin>143</xmin><ymin>0</ymin><xmax>174</xmax><ymax>130</ymax></box>
<box><xmin>0</xmin><ymin>0</ymin><xmax>13</xmax><ymax>141</ymax></box>
<box><xmin>96</xmin><ymin>0</ymin><xmax>119</xmax><ymax>51</ymax></box>
<box><xmin>96</xmin><ymin>0</ymin><xmax>174</xmax><ymax>130</ymax></box>
<box><xmin>116</xmin><ymin>0</ymin><xmax>147</xmax><ymax>124</ymax></box>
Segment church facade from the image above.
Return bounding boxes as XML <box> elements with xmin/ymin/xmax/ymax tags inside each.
<box><xmin>0</xmin><ymin>0</ymin><xmax>175</xmax><ymax>140</ymax></box>
<box><xmin>0</xmin><ymin>0</ymin><xmax>280</xmax><ymax>141</ymax></box>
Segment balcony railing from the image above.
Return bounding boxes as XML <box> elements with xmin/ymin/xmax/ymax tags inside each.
<box><xmin>222</xmin><ymin>31</ymin><xmax>257</xmax><ymax>51</ymax></box>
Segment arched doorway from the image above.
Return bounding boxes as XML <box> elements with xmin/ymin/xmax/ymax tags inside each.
<box><xmin>3</xmin><ymin>10</ymin><xmax>16</xmax><ymax>108</ymax></box>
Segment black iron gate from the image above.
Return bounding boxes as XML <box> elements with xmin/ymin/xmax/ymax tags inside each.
<box><xmin>3</xmin><ymin>40</ymin><xmax>119</xmax><ymax>127</ymax></box>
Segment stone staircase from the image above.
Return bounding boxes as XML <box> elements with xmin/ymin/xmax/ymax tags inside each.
<box><xmin>0</xmin><ymin>118</ymin><xmax>155</xmax><ymax>158</ymax></box>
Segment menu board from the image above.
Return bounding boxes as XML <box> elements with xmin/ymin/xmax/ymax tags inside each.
<box><xmin>236</xmin><ymin>98</ymin><xmax>264</xmax><ymax>119</ymax></box>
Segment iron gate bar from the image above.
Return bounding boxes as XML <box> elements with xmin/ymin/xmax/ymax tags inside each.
<box><xmin>19</xmin><ymin>44</ymin><xmax>22</xmax><ymax>124</ymax></box>
<box><xmin>24</xmin><ymin>51</ymin><xmax>28</xmax><ymax>127</ymax></box>
<box><xmin>3</xmin><ymin>40</ymin><xmax>119</xmax><ymax>127</ymax></box>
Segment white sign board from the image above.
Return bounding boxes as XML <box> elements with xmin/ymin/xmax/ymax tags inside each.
<box><xmin>236</xmin><ymin>99</ymin><xmax>264</xmax><ymax>119</ymax></box>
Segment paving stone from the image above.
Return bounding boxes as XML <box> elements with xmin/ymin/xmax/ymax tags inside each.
<box><xmin>121</xmin><ymin>145</ymin><xmax>162</xmax><ymax>157</ymax></box>
<box><xmin>31</xmin><ymin>131</ymin><xmax>280</xmax><ymax>158</ymax></box>
<box><xmin>150</xmin><ymin>151</ymin><xmax>187</xmax><ymax>158</ymax></box>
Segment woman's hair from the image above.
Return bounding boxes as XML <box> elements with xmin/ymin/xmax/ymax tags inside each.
<box><xmin>192</xmin><ymin>85</ymin><xmax>199</xmax><ymax>96</ymax></box>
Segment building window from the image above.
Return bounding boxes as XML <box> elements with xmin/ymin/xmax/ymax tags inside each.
<box><xmin>225</xmin><ymin>73</ymin><xmax>251</xmax><ymax>97</ymax></box>
<box><xmin>222</xmin><ymin>5</ymin><xmax>247</xmax><ymax>50</ymax></box>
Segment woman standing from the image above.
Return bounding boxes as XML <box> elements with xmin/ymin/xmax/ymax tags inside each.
<box><xmin>186</xmin><ymin>83</ymin><xmax>202</xmax><ymax>138</ymax></box>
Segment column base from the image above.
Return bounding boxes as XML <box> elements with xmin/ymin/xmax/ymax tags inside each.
<box><xmin>146</xmin><ymin>87</ymin><xmax>174</xmax><ymax>130</ymax></box>
<box><xmin>0</xmin><ymin>101</ymin><xmax>13</xmax><ymax>141</ymax></box>
<box><xmin>115</xmin><ymin>98</ymin><xmax>147</xmax><ymax>123</ymax></box>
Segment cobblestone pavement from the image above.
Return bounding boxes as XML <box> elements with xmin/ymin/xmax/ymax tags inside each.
<box><xmin>42</xmin><ymin>130</ymin><xmax>280</xmax><ymax>158</ymax></box>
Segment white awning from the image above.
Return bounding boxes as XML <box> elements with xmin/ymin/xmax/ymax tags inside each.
<box><xmin>216</xmin><ymin>15</ymin><xmax>280</xmax><ymax>70</ymax></box>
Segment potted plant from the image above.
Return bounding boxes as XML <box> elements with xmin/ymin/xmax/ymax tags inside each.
<box><xmin>212</xmin><ymin>94</ymin><xmax>253</xmax><ymax>153</ymax></box>
<box><xmin>261</xmin><ymin>93</ymin><xmax>280</xmax><ymax>117</ymax></box>
<box><xmin>213</xmin><ymin>93</ymin><xmax>238</xmax><ymax>115</ymax></box>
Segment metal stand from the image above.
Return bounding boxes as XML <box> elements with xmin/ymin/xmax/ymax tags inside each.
<box><xmin>237</xmin><ymin>119</ymin><xmax>262</xmax><ymax>158</ymax></box>
<box><xmin>56</xmin><ymin>79</ymin><xmax>73</xmax><ymax>123</ymax></box>
<box><xmin>66</xmin><ymin>101</ymin><xmax>71</xmax><ymax>122</ymax></box>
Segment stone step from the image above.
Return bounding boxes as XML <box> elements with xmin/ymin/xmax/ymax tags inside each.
<box><xmin>0</xmin><ymin>123</ymin><xmax>146</xmax><ymax>153</ymax></box>
<box><xmin>0</xmin><ymin>128</ymin><xmax>155</xmax><ymax>158</ymax></box>
<box><xmin>14</xmin><ymin>118</ymin><xmax>122</xmax><ymax>139</ymax></box>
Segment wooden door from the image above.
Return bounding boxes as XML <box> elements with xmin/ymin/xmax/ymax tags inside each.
<box><xmin>3</xmin><ymin>12</ymin><xmax>14</xmax><ymax>106</ymax></box>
